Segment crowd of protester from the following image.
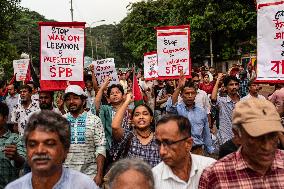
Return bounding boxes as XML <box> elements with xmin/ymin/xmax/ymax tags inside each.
<box><xmin>0</xmin><ymin>63</ymin><xmax>284</xmax><ymax>189</ymax></box>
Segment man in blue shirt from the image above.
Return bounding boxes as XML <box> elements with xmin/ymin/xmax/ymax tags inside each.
<box><xmin>5</xmin><ymin>110</ymin><xmax>98</xmax><ymax>189</ymax></box>
<box><xmin>166</xmin><ymin>73</ymin><xmax>214</xmax><ymax>155</ymax></box>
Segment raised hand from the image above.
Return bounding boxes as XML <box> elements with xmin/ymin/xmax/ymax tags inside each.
<box><xmin>178</xmin><ymin>71</ymin><xmax>186</xmax><ymax>89</ymax></box>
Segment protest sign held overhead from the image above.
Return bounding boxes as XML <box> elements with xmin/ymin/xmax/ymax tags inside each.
<box><xmin>156</xmin><ymin>25</ymin><xmax>191</xmax><ymax>79</ymax></box>
<box><xmin>13</xmin><ymin>59</ymin><xmax>30</xmax><ymax>81</ymax></box>
<box><xmin>144</xmin><ymin>51</ymin><xmax>158</xmax><ymax>80</ymax></box>
<box><xmin>257</xmin><ymin>1</ymin><xmax>284</xmax><ymax>82</ymax></box>
<box><xmin>40</xmin><ymin>22</ymin><xmax>85</xmax><ymax>81</ymax></box>
<box><xmin>92</xmin><ymin>58</ymin><xmax>119</xmax><ymax>86</ymax></box>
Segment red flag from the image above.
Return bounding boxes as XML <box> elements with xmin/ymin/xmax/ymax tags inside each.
<box><xmin>133</xmin><ymin>72</ymin><xmax>143</xmax><ymax>106</ymax></box>
<box><xmin>24</xmin><ymin>62</ymin><xmax>32</xmax><ymax>84</ymax></box>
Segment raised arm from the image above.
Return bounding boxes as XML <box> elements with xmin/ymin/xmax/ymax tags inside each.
<box><xmin>111</xmin><ymin>93</ymin><xmax>133</xmax><ymax>141</ymax></box>
<box><xmin>95</xmin><ymin>77</ymin><xmax>110</xmax><ymax>114</ymax></box>
<box><xmin>172</xmin><ymin>71</ymin><xmax>186</xmax><ymax>105</ymax></box>
<box><xmin>211</xmin><ymin>73</ymin><xmax>223</xmax><ymax>102</ymax></box>
<box><xmin>89</xmin><ymin>64</ymin><xmax>99</xmax><ymax>94</ymax></box>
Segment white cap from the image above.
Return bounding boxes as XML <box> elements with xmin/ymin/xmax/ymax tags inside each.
<box><xmin>64</xmin><ymin>85</ymin><xmax>87</xmax><ymax>99</ymax></box>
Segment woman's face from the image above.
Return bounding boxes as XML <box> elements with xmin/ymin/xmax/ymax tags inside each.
<box><xmin>204</xmin><ymin>75</ymin><xmax>209</xmax><ymax>83</ymax></box>
<box><xmin>132</xmin><ymin>105</ymin><xmax>153</xmax><ymax>130</ymax></box>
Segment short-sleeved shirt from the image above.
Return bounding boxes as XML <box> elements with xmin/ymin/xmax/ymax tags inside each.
<box><xmin>11</xmin><ymin>101</ymin><xmax>40</xmax><ymax>136</ymax></box>
<box><xmin>4</xmin><ymin>94</ymin><xmax>19</xmax><ymax>124</ymax></box>
<box><xmin>64</xmin><ymin>111</ymin><xmax>106</xmax><ymax>178</ymax></box>
<box><xmin>199</xmin><ymin>148</ymin><xmax>284</xmax><ymax>189</ymax></box>
<box><xmin>0</xmin><ymin>130</ymin><xmax>26</xmax><ymax>188</ymax></box>
<box><xmin>111</xmin><ymin>128</ymin><xmax>161</xmax><ymax>167</ymax></box>
<box><xmin>214</xmin><ymin>95</ymin><xmax>239</xmax><ymax>145</ymax></box>
<box><xmin>5</xmin><ymin>168</ymin><xmax>99</xmax><ymax>189</ymax></box>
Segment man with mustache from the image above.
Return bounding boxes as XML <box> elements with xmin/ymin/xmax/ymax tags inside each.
<box><xmin>211</xmin><ymin>74</ymin><xmax>240</xmax><ymax>145</ymax></box>
<box><xmin>11</xmin><ymin>85</ymin><xmax>39</xmax><ymax>136</ymax></box>
<box><xmin>38</xmin><ymin>91</ymin><xmax>61</xmax><ymax>114</ymax></box>
<box><xmin>5</xmin><ymin>110</ymin><xmax>99</xmax><ymax>189</ymax></box>
<box><xmin>199</xmin><ymin>99</ymin><xmax>284</xmax><ymax>188</ymax></box>
<box><xmin>153</xmin><ymin>115</ymin><xmax>216</xmax><ymax>188</ymax></box>
<box><xmin>63</xmin><ymin>85</ymin><xmax>106</xmax><ymax>187</ymax></box>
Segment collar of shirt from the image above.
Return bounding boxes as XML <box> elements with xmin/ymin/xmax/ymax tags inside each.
<box><xmin>1</xmin><ymin>129</ymin><xmax>11</xmax><ymax>139</ymax></box>
<box><xmin>225</xmin><ymin>94</ymin><xmax>240</xmax><ymax>103</ymax></box>
<box><xmin>180</xmin><ymin>101</ymin><xmax>196</xmax><ymax>111</ymax></box>
<box><xmin>161</xmin><ymin>155</ymin><xmax>198</xmax><ymax>183</ymax></box>
<box><xmin>67</xmin><ymin>111</ymin><xmax>87</xmax><ymax>121</ymax></box>
<box><xmin>235</xmin><ymin>147</ymin><xmax>284</xmax><ymax>172</ymax></box>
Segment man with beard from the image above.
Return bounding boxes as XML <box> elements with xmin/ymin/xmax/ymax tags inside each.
<box><xmin>166</xmin><ymin>73</ymin><xmax>214</xmax><ymax>155</ymax></box>
<box><xmin>63</xmin><ymin>85</ymin><xmax>106</xmax><ymax>187</ymax></box>
<box><xmin>38</xmin><ymin>91</ymin><xmax>61</xmax><ymax>114</ymax></box>
<box><xmin>6</xmin><ymin>110</ymin><xmax>99</xmax><ymax>189</ymax></box>
<box><xmin>11</xmin><ymin>85</ymin><xmax>39</xmax><ymax>135</ymax></box>
<box><xmin>153</xmin><ymin>115</ymin><xmax>216</xmax><ymax>188</ymax></box>
<box><xmin>211</xmin><ymin>74</ymin><xmax>240</xmax><ymax>145</ymax></box>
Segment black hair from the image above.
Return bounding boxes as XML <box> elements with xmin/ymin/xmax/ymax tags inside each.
<box><xmin>132</xmin><ymin>103</ymin><xmax>155</xmax><ymax>131</ymax></box>
<box><xmin>0</xmin><ymin>102</ymin><xmax>9</xmax><ymax>117</ymax></box>
<box><xmin>107</xmin><ymin>84</ymin><xmax>124</xmax><ymax>97</ymax></box>
<box><xmin>223</xmin><ymin>76</ymin><xmax>239</xmax><ymax>87</ymax></box>
<box><xmin>24</xmin><ymin>110</ymin><xmax>71</xmax><ymax>150</ymax></box>
<box><xmin>181</xmin><ymin>81</ymin><xmax>196</xmax><ymax>93</ymax></box>
<box><xmin>156</xmin><ymin>114</ymin><xmax>191</xmax><ymax>137</ymax></box>
<box><xmin>191</xmin><ymin>72</ymin><xmax>199</xmax><ymax>78</ymax></box>
<box><xmin>19</xmin><ymin>84</ymin><xmax>32</xmax><ymax>93</ymax></box>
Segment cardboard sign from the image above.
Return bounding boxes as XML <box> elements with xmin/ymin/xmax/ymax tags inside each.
<box><xmin>156</xmin><ymin>25</ymin><xmax>191</xmax><ymax>79</ymax></box>
<box><xmin>92</xmin><ymin>58</ymin><xmax>119</xmax><ymax>86</ymax></box>
<box><xmin>144</xmin><ymin>51</ymin><xmax>158</xmax><ymax>80</ymax></box>
<box><xmin>13</xmin><ymin>59</ymin><xmax>30</xmax><ymax>81</ymax></box>
<box><xmin>40</xmin><ymin>23</ymin><xmax>85</xmax><ymax>81</ymax></box>
<box><xmin>257</xmin><ymin>1</ymin><xmax>284</xmax><ymax>82</ymax></box>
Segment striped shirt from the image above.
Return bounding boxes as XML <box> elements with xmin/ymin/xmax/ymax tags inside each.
<box><xmin>214</xmin><ymin>95</ymin><xmax>239</xmax><ymax>145</ymax></box>
<box><xmin>64</xmin><ymin>111</ymin><xmax>106</xmax><ymax>178</ymax></box>
<box><xmin>199</xmin><ymin>149</ymin><xmax>284</xmax><ymax>189</ymax></box>
<box><xmin>152</xmin><ymin>154</ymin><xmax>216</xmax><ymax>189</ymax></box>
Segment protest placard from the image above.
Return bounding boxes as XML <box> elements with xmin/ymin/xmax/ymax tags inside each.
<box><xmin>13</xmin><ymin>59</ymin><xmax>30</xmax><ymax>81</ymax></box>
<box><xmin>257</xmin><ymin>1</ymin><xmax>284</xmax><ymax>82</ymax></box>
<box><xmin>144</xmin><ymin>51</ymin><xmax>158</xmax><ymax>80</ymax></box>
<box><xmin>40</xmin><ymin>22</ymin><xmax>85</xmax><ymax>81</ymax></box>
<box><xmin>92</xmin><ymin>58</ymin><xmax>119</xmax><ymax>86</ymax></box>
<box><xmin>39</xmin><ymin>22</ymin><xmax>85</xmax><ymax>91</ymax></box>
<box><xmin>156</xmin><ymin>25</ymin><xmax>191</xmax><ymax>79</ymax></box>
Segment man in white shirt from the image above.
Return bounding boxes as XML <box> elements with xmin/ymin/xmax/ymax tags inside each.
<box><xmin>241</xmin><ymin>80</ymin><xmax>265</xmax><ymax>101</ymax></box>
<box><xmin>153</xmin><ymin>114</ymin><xmax>216</xmax><ymax>189</ymax></box>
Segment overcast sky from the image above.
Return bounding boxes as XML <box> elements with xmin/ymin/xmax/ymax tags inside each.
<box><xmin>20</xmin><ymin>0</ymin><xmax>141</xmax><ymax>26</ymax></box>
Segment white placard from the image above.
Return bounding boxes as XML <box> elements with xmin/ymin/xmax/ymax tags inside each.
<box><xmin>40</xmin><ymin>25</ymin><xmax>84</xmax><ymax>81</ymax></box>
<box><xmin>156</xmin><ymin>26</ymin><xmax>190</xmax><ymax>78</ymax></box>
<box><xmin>13</xmin><ymin>59</ymin><xmax>30</xmax><ymax>81</ymax></box>
<box><xmin>144</xmin><ymin>52</ymin><xmax>158</xmax><ymax>80</ymax></box>
<box><xmin>257</xmin><ymin>1</ymin><xmax>284</xmax><ymax>81</ymax></box>
<box><xmin>93</xmin><ymin>58</ymin><xmax>119</xmax><ymax>86</ymax></box>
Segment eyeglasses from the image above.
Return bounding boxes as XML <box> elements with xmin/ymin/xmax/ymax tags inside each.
<box><xmin>155</xmin><ymin>137</ymin><xmax>189</xmax><ymax>148</ymax></box>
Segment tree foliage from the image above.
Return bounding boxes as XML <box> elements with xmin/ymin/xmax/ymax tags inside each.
<box><xmin>120</xmin><ymin>0</ymin><xmax>257</xmax><ymax>64</ymax></box>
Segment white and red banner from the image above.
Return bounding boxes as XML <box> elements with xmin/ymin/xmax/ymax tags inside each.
<box><xmin>13</xmin><ymin>59</ymin><xmax>30</xmax><ymax>81</ymax></box>
<box><xmin>144</xmin><ymin>51</ymin><xmax>158</xmax><ymax>80</ymax></box>
<box><xmin>39</xmin><ymin>22</ymin><xmax>85</xmax><ymax>91</ymax></box>
<box><xmin>92</xmin><ymin>58</ymin><xmax>119</xmax><ymax>86</ymax></box>
<box><xmin>257</xmin><ymin>1</ymin><xmax>284</xmax><ymax>82</ymax></box>
<box><xmin>156</xmin><ymin>25</ymin><xmax>191</xmax><ymax>79</ymax></box>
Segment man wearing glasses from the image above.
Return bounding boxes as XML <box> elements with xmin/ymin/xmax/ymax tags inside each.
<box><xmin>152</xmin><ymin>115</ymin><xmax>216</xmax><ymax>189</ymax></box>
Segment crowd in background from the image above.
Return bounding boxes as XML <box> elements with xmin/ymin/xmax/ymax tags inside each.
<box><xmin>0</xmin><ymin>62</ymin><xmax>284</xmax><ymax>189</ymax></box>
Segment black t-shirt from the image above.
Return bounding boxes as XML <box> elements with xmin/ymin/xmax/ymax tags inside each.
<box><xmin>218</xmin><ymin>139</ymin><xmax>239</xmax><ymax>159</ymax></box>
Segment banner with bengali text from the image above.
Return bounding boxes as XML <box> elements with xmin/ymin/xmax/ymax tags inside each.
<box><xmin>144</xmin><ymin>51</ymin><xmax>158</xmax><ymax>80</ymax></box>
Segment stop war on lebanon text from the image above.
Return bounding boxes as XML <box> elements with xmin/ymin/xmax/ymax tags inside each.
<box><xmin>46</xmin><ymin>42</ymin><xmax>79</xmax><ymax>51</ymax></box>
<box><xmin>44</xmin><ymin>56</ymin><xmax>77</xmax><ymax>64</ymax></box>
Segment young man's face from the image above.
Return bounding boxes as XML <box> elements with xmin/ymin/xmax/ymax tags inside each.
<box><xmin>181</xmin><ymin>87</ymin><xmax>197</xmax><ymax>107</ymax></box>
<box><xmin>20</xmin><ymin>88</ymin><xmax>32</xmax><ymax>103</ymax></box>
<box><xmin>39</xmin><ymin>92</ymin><xmax>53</xmax><ymax>110</ymax></box>
<box><xmin>226</xmin><ymin>80</ymin><xmax>239</xmax><ymax>95</ymax></box>
<box><xmin>65</xmin><ymin>93</ymin><xmax>85</xmax><ymax>114</ymax></box>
